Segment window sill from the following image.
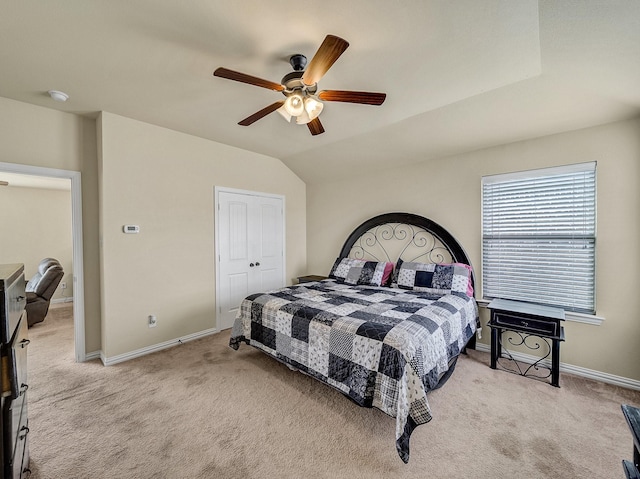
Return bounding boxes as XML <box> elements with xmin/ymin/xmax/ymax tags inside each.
<box><xmin>477</xmin><ymin>299</ymin><xmax>604</xmax><ymax>326</ymax></box>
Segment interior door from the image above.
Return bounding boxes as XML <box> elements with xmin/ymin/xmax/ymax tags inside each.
<box><xmin>216</xmin><ymin>189</ymin><xmax>284</xmax><ymax>330</ymax></box>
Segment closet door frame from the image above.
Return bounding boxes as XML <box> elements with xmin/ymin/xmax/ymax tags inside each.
<box><xmin>214</xmin><ymin>186</ymin><xmax>286</xmax><ymax>331</ymax></box>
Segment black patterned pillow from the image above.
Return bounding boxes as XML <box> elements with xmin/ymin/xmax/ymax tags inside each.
<box><xmin>395</xmin><ymin>259</ymin><xmax>472</xmax><ymax>296</ymax></box>
<box><xmin>328</xmin><ymin>258</ymin><xmax>389</xmax><ymax>286</ymax></box>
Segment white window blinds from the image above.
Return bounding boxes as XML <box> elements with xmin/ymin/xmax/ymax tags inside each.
<box><xmin>482</xmin><ymin>162</ymin><xmax>596</xmax><ymax>313</ymax></box>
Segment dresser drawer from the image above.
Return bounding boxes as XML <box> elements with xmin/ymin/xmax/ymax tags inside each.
<box><xmin>11</xmin><ymin>416</ymin><xmax>28</xmax><ymax>479</ymax></box>
<box><xmin>6</xmin><ymin>313</ymin><xmax>29</xmax><ymax>400</ymax></box>
<box><xmin>492</xmin><ymin>311</ymin><xmax>560</xmax><ymax>337</ymax></box>
<box><xmin>18</xmin><ymin>431</ymin><xmax>29</xmax><ymax>479</ymax></box>
<box><xmin>4</xmin><ymin>388</ymin><xmax>27</xmax><ymax>475</ymax></box>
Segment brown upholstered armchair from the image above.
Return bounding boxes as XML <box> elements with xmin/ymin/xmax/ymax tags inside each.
<box><xmin>25</xmin><ymin>258</ymin><xmax>64</xmax><ymax>327</ymax></box>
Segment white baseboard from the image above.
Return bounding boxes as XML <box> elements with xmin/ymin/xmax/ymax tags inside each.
<box><xmin>84</xmin><ymin>350</ymin><xmax>101</xmax><ymax>361</ymax></box>
<box><xmin>101</xmin><ymin>328</ymin><xmax>219</xmax><ymax>366</ymax></box>
<box><xmin>51</xmin><ymin>297</ymin><xmax>74</xmax><ymax>304</ymax></box>
<box><xmin>474</xmin><ymin>343</ymin><xmax>640</xmax><ymax>391</ymax></box>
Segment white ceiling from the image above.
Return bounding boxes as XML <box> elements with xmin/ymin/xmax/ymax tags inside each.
<box><xmin>1</xmin><ymin>0</ymin><xmax>639</xmax><ymax>184</ymax></box>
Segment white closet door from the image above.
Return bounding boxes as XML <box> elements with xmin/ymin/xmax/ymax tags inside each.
<box><xmin>252</xmin><ymin>195</ymin><xmax>284</xmax><ymax>293</ymax></box>
<box><xmin>216</xmin><ymin>189</ymin><xmax>284</xmax><ymax>331</ymax></box>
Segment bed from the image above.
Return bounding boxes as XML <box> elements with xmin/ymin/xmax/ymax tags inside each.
<box><xmin>229</xmin><ymin>212</ymin><xmax>479</xmax><ymax>463</ymax></box>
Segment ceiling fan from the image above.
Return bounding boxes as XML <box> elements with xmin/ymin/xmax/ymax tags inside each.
<box><xmin>213</xmin><ymin>35</ymin><xmax>386</xmax><ymax>136</ymax></box>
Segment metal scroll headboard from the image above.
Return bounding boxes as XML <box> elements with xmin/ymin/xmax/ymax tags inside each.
<box><xmin>338</xmin><ymin>212</ymin><xmax>475</xmax><ymax>290</ymax></box>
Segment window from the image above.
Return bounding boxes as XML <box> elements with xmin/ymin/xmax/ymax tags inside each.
<box><xmin>482</xmin><ymin>162</ymin><xmax>596</xmax><ymax>314</ymax></box>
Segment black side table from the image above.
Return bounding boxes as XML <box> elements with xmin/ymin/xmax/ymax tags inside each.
<box><xmin>297</xmin><ymin>275</ymin><xmax>328</xmax><ymax>284</ymax></box>
<box><xmin>488</xmin><ymin>299</ymin><xmax>565</xmax><ymax>387</ymax></box>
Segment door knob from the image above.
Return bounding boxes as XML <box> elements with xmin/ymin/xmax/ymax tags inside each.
<box><xmin>255</xmin><ymin>262</ymin><xmax>260</xmax><ymax>266</ymax></box>
<box><xmin>249</xmin><ymin>263</ymin><xmax>254</xmax><ymax>267</ymax></box>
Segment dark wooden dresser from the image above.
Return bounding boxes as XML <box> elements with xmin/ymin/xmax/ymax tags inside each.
<box><xmin>622</xmin><ymin>404</ymin><xmax>640</xmax><ymax>478</ymax></box>
<box><xmin>0</xmin><ymin>264</ymin><xmax>30</xmax><ymax>478</ymax></box>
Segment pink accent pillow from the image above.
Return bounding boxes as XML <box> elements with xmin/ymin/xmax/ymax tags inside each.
<box><xmin>454</xmin><ymin>263</ymin><xmax>474</xmax><ymax>297</ymax></box>
<box><xmin>382</xmin><ymin>262</ymin><xmax>394</xmax><ymax>286</ymax></box>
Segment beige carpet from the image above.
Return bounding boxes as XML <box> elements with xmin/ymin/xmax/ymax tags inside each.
<box><xmin>26</xmin><ymin>303</ymin><xmax>640</xmax><ymax>478</ymax></box>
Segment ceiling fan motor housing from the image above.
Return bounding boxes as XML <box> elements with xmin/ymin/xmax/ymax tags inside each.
<box><xmin>281</xmin><ymin>70</ymin><xmax>317</xmax><ymax>96</ymax></box>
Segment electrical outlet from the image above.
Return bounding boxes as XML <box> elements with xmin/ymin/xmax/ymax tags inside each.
<box><xmin>148</xmin><ymin>314</ymin><xmax>157</xmax><ymax>328</ymax></box>
<box><xmin>60</xmin><ymin>282</ymin><xmax>67</xmax><ymax>289</ymax></box>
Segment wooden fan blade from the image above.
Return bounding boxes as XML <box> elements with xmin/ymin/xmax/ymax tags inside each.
<box><xmin>214</xmin><ymin>67</ymin><xmax>284</xmax><ymax>92</ymax></box>
<box><xmin>307</xmin><ymin>117</ymin><xmax>325</xmax><ymax>136</ymax></box>
<box><xmin>318</xmin><ymin>90</ymin><xmax>386</xmax><ymax>105</ymax></box>
<box><xmin>301</xmin><ymin>35</ymin><xmax>349</xmax><ymax>86</ymax></box>
<box><xmin>238</xmin><ymin>101</ymin><xmax>285</xmax><ymax>126</ymax></box>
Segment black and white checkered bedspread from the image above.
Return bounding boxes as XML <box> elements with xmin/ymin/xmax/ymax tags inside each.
<box><xmin>229</xmin><ymin>279</ymin><xmax>478</xmax><ymax>463</ymax></box>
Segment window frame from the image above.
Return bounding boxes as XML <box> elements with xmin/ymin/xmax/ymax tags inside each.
<box><xmin>481</xmin><ymin>162</ymin><xmax>600</xmax><ymax>322</ymax></box>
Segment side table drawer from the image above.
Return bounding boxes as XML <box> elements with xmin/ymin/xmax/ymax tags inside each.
<box><xmin>492</xmin><ymin>311</ymin><xmax>559</xmax><ymax>337</ymax></box>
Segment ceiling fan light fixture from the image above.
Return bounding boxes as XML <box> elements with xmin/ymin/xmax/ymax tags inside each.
<box><xmin>276</xmin><ymin>105</ymin><xmax>292</xmax><ymax>122</ymax></box>
<box><xmin>304</xmin><ymin>96</ymin><xmax>323</xmax><ymax>121</ymax></box>
<box><xmin>295</xmin><ymin>97</ymin><xmax>324</xmax><ymax>125</ymax></box>
<box><xmin>284</xmin><ymin>92</ymin><xmax>305</xmax><ymax>117</ymax></box>
<box><xmin>295</xmin><ymin>110</ymin><xmax>311</xmax><ymax>125</ymax></box>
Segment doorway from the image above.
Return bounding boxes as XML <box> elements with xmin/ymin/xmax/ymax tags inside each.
<box><xmin>0</xmin><ymin>161</ymin><xmax>86</xmax><ymax>362</ymax></box>
<box><xmin>215</xmin><ymin>187</ymin><xmax>285</xmax><ymax>330</ymax></box>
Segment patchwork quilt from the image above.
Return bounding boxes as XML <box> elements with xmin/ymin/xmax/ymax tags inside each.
<box><xmin>229</xmin><ymin>279</ymin><xmax>478</xmax><ymax>463</ymax></box>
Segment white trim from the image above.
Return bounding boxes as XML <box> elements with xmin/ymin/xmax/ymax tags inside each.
<box><xmin>0</xmin><ymin>161</ymin><xmax>86</xmax><ymax>362</ymax></box>
<box><xmin>477</xmin><ymin>299</ymin><xmax>604</xmax><ymax>326</ymax></box>
<box><xmin>214</xmin><ymin>186</ymin><xmax>287</xmax><ymax>331</ymax></box>
<box><xmin>70</xmin><ymin>169</ymin><xmax>86</xmax><ymax>362</ymax></box>
<box><xmin>51</xmin><ymin>297</ymin><xmax>74</xmax><ymax>304</ymax></box>
<box><xmin>101</xmin><ymin>328</ymin><xmax>219</xmax><ymax>366</ymax></box>
<box><xmin>482</xmin><ymin>161</ymin><xmax>597</xmax><ymax>184</ymax></box>
<box><xmin>563</xmin><ymin>310</ymin><xmax>604</xmax><ymax>326</ymax></box>
<box><xmin>474</xmin><ymin>343</ymin><xmax>640</xmax><ymax>391</ymax></box>
<box><xmin>214</xmin><ymin>186</ymin><xmax>286</xmax><ymax>202</ymax></box>
<box><xmin>84</xmin><ymin>350</ymin><xmax>101</xmax><ymax>361</ymax></box>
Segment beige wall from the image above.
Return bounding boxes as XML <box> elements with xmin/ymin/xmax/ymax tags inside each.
<box><xmin>0</xmin><ymin>186</ymin><xmax>73</xmax><ymax>301</ymax></box>
<box><xmin>307</xmin><ymin>117</ymin><xmax>640</xmax><ymax>381</ymax></box>
<box><xmin>0</xmin><ymin>96</ymin><xmax>102</xmax><ymax>353</ymax></box>
<box><xmin>98</xmin><ymin>112</ymin><xmax>306</xmax><ymax>358</ymax></box>
<box><xmin>0</xmin><ymin>97</ymin><xmax>306</xmax><ymax>362</ymax></box>
<box><xmin>3</xmin><ymin>94</ymin><xmax>637</xmax><ymax>382</ymax></box>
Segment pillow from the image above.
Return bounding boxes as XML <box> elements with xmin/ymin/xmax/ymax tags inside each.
<box><xmin>456</xmin><ymin>263</ymin><xmax>475</xmax><ymax>297</ymax></box>
<box><xmin>395</xmin><ymin>259</ymin><xmax>473</xmax><ymax>297</ymax></box>
<box><xmin>381</xmin><ymin>261</ymin><xmax>394</xmax><ymax>286</ymax></box>
<box><xmin>329</xmin><ymin>258</ymin><xmax>393</xmax><ymax>287</ymax></box>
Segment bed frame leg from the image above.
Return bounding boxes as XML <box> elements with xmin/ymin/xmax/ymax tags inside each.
<box><xmin>462</xmin><ymin>334</ymin><xmax>477</xmax><ymax>355</ymax></box>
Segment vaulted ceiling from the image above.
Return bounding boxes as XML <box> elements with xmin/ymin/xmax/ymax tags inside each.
<box><xmin>1</xmin><ymin>1</ymin><xmax>639</xmax><ymax>184</ymax></box>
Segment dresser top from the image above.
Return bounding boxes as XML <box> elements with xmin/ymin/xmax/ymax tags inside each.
<box><xmin>487</xmin><ymin>298</ymin><xmax>565</xmax><ymax>320</ymax></box>
<box><xmin>0</xmin><ymin>263</ymin><xmax>24</xmax><ymax>289</ymax></box>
